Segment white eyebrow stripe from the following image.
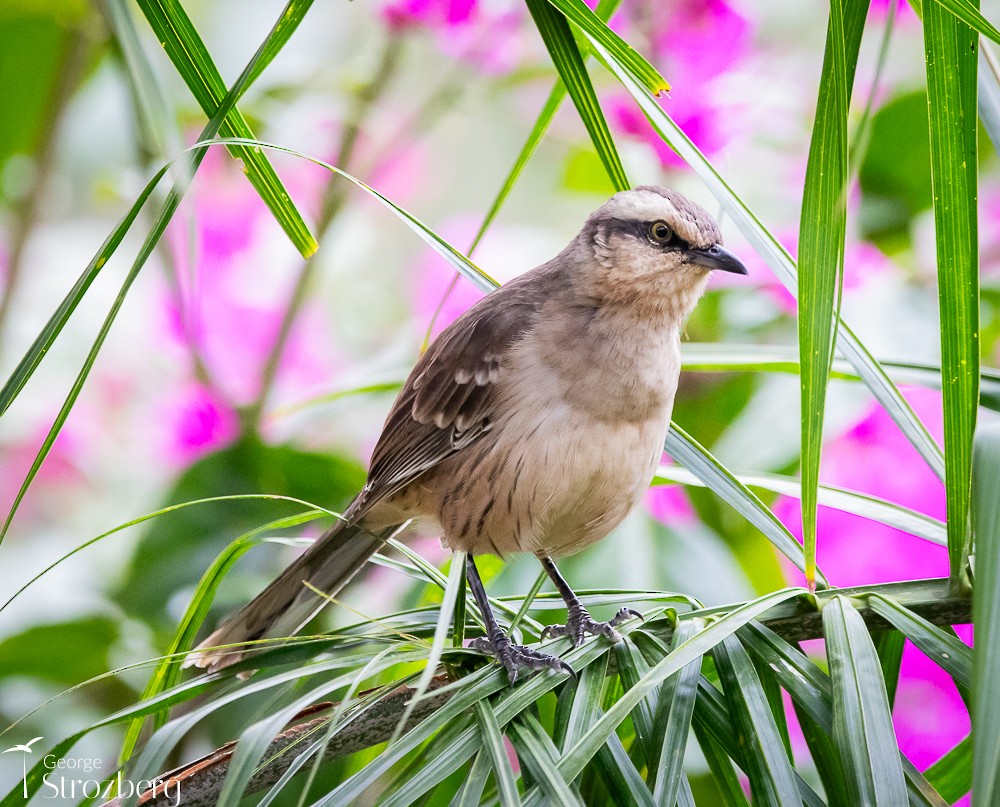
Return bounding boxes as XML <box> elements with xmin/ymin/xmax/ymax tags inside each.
<box><xmin>602</xmin><ymin>192</ymin><xmax>680</xmax><ymax>222</ymax></box>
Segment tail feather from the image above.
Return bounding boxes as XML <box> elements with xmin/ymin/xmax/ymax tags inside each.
<box><xmin>185</xmin><ymin>520</ymin><xmax>402</xmax><ymax>672</ymax></box>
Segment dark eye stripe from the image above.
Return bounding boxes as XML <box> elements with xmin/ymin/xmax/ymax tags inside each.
<box><xmin>602</xmin><ymin>217</ymin><xmax>689</xmax><ymax>249</ymax></box>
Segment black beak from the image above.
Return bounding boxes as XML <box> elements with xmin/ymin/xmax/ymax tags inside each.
<box><xmin>687</xmin><ymin>244</ymin><xmax>748</xmax><ymax>275</ymax></box>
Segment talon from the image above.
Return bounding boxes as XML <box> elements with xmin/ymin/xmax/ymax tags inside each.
<box><xmin>471</xmin><ymin>633</ymin><xmax>573</xmax><ymax>684</ymax></box>
<box><xmin>545</xmin><ymin>604</ymin><xmax>643</xmax><ymax>647</ymax></box>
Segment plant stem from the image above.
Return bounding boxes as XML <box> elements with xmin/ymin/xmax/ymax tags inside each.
<box><xmin>240</xmin><ymin>34</ymin><xmax>403</xmax><ymax>433</ymax></box>
<box><xmin>0</xmin><ymin>27</ymin><xmax>89</xmax><ymax>351</ymax></box>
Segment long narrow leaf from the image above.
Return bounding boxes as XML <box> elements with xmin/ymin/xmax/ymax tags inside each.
<box><xmin>798</xmin><ymin>0</ymin><xmax>869</xmax><ymax>589</ymax></box>
<box><xmin>135</xmin><ymin>0</ymin><xmax>317</xmax><ymax>256</ymax></box>
<box><xmin>713</xmin><ymin>635</ymin><xmax>801</xmax><ymax>805</ymax></box>
<box><xmin>524</xmin><ymin>0</ymin><xmax>627</xmax><ymax>191</ymax></box>
<box><xmin>0</xmin><ymin>1</ymin><xmax>314</xmax><ymax>545</ymax></box>
<box><xmin>823</xmin><ymin>596</ymin><xmax>908</xmax><ymax>806</ymax></box>
<box><xmin>665</xmin><ymin>425</ymin><xmax>827</xmax><ymax>586</ymax></box>
<box><xmin>593</xmin><ymin>38</ymin><xmax>946</xmax><ymax>482</ymax></box>
<box><xmin>653</xmin><ymin>464</ymin><xmax>947</xmax><ymax>546</ymax></box>
<box><xmin>924</xmin><ymin>0</ymin><xmax>981</xmax><ymax>586</ymax></box>
<box><xmin>972</xmin><ymin>424</ymin><xmax>1000</xmax><ymax>806</ymax></box>
<box><xmin>476</xmin><ymin>700</ymin><xmax>522</xmax><ymax>807</ymax></box>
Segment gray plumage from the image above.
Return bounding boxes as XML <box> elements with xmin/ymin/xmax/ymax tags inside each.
<box><xmin>187</xmin><ymin>186</ymin><xmax>746</xmax><ymax>674</ymax></box>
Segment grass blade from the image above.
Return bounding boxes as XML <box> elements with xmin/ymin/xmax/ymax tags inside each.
<box><xmin>924</xmin><ymin>0</ymin><xmax>981</xmax><ymax>588</ymax></box>
<box><xmin>867</xmin><ymin>595</ymin><xmax>971</xmax><ymax>690</ymax></box>
<box><xmin>712</xmin><ymin>635</ymin><xmax>801</xmax><ymax>805</ymax></box>
<box><xmin>543</xmin><ymin>0</ymin><xmax>668</xmax><ymax>94</ymax></box>
<box><xmin>873</xmin><ymin>629</ymin><xmax>906</xmax><ymax>710</ymax></box>
<box><xmin>933</xmin><ymin>0</ymin><xmax>1000</xmax><ymax>45</ymax></box>
<box><xmin>691</xmin><ymin>715</ymin><xmax>751</xmax><ymax>807</ymax></box>
<box><xmin>653</xmin><ymin>464</ymin><xmax>947</xmax><ymax>547</ymax></box>
<box><xmin>972</xmin><ymin>424</ymin><xmax>1000</xmax><ymax>806</ymax></box>
<box><xmin>451</xmin><ymin>749</ymin><xmax>494</xmax><ymax>807</ymax></box>
<box><xmin>665</xmin><ymin>425</ymin><xmax>826</xmax><ymax>586</ymax></box>
<box><xmin>823</xmin><ymin>596</ymin><xmax>907</xmax><ymax>806</ymax></box>
<box><xmin>925</xmin><ymin>734</ymin><xmax>972</xmax><ymax>804</ymax></box>
<box><xmin>798</xmin><ymin>0</ymin><xmax>869</xmax><ymax>590</ymax></box>
<box><xmin>594</xmin><ymin>38</ymin><xmax>946</xmax><ymax>483</ymax></box>
<box><xmin>476</xmin><ymin>700</ymin><xmax>522</xmax><ymax>807</ymax></box>
<box><xmin>0</xmin><ymin>0</ymin><xmax>314</xmax><ymax>545</ymax></box>
<box><xmin>509</xmin><ymin>715</ymin><xmax>582</xmax><ymax>806</ymax></box>
<box><xmin>526</xmin><ymin>588</ymin><xmax>805</xmax><ymax>797</ymax></box>
<box><xmin>643</xmin><ymin>621</ymin><xmax>701</xmax><ymax>805</ymax></box>
<box><xmin>119</xmin><ymin>511</ymin><xmax>325</xmax><ymax>764</ymax></box>
<box><xmin>135</xmin><ymin>0</ymin><xmax>317</xmax><ymax>256</ymax></box>
<box><xmin>524</xmin><ymin>0</ymin><xmax>627</xmax><ymax>192</ymax></box>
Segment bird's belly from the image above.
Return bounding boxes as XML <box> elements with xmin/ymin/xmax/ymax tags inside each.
<box><xmin>432</xmin><ymin>403</ymin><xmax>670</xmax><ymax>558</ymax></box>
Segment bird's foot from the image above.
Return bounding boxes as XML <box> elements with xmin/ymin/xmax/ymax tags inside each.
<box><xmin>470</xmin><ymin>633</ymin><xmax>574</xmax><ymax>685</ymax></box>
<box><xmin>540</xmin><ymin>605</ymin><xmax>642</xmax><ymax>647</ymax></box>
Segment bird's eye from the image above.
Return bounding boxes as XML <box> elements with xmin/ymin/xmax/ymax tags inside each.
<box><xmin>648</xmin><ymin>221</ymin><xmax>675</xmax><ymax>246</ymax></box>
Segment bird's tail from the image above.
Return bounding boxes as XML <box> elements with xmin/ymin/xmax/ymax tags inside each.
<box><xmin>185</xmin><ymin>518</ymin><xmax>402</xmax><ymax>672</ymax></box>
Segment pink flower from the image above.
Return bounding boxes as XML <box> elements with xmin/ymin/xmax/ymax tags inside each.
<box><xmin>381</xmin><ymin>0</ymin><xmax>525</xmax><ymax>74</ymax></box>
<box><xmin>0</xmin><ymin>422</ymin><xmax>85</xmax><ymax>524</ymax></box>
<box><xmin>156</xmin><ymin>382</ymin><xmax>241</xmax><ymax>466</ymax></box>
<box><xmin>776</xmin><ymin>386</ymin><xmax>947</xmax><ymax>587</ymax></box>
<box><xmin>611</xmin><ymin>0</ymin><xmax>752</xmax><ymax>166</ymax></box>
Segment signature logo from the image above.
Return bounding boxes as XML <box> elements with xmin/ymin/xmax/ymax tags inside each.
<box><xmin>3</xmin><ymin>737</ymin><xmax>43</xmax><ymax>798</ymax></box>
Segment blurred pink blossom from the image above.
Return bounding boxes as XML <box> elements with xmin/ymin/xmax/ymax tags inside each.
<box><xmin>0</xmin><ymin>423</ymin><xmax>84</xmax><ymax>523</ymax></box>
<box><xmin>381</xmin><ymin>0</ymin><xmax>525</xmax><ymax>74</ymax></box>
<box><xmin>611</xmin><ymin>0</ymin><xmax>752</xmax><ymax>166</ymax></box>
<box><xmin>156</xmin><ymin>382</ymin><xmax>241</xmax><ymax>466</ymax></box>
<box><xmin>158</xmin><ymin>150</ymin><xmax>337</xmax><ymax>461</ymax></box>
<box><xmin>773</xmin><ymin>386</ymin><xmax>970</xmax><ymax>785</ymax></box>
<box><xmin>645</xmin><ymin>483</ymin><xmax>696</xmax><ymax>526</ymax></box>
<box><xmin>776</xmin><ymin>386</ymin><xmax>946</xmax><ymax>586</ymax></box>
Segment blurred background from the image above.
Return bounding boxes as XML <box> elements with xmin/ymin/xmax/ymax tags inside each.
<box><xmin>0</xmin><ymin>0</ymin><xmax>997</xmax><ymax>798</ymax></box>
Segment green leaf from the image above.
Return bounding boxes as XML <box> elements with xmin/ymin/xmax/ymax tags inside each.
<box><xmin>119</xmin><ymin>510</ymin><xmax>324</xmax><ymax>765</ymax></box>
<box><xmin>593</xmin><ymin>36</ymin><xmax>946</xmax><ymax>483</ymax></box>
<box><xmin>0</xmin><ymin>0</ymin><xmax>315</xmax><ymax>544</ymax></box>
<box><xmin>135</xmin><ymin>0</ymin><xmax>317</xmax><ymax>257</ymax></box>
<box><xmin>642</xmin><ymin>622</ymin><xmax>702</xmax><ymax>805</ymax></box>
<box><xmin>873</xmin><ymin>629</ymin><xmax>906</xmax><ymax>710</ymax></box>
<box><xmin>476</xmin><ymin>700</ymin><xmax>521</xmax><ymax>807</ymax></box>
<box><xmin>712</xmin><ymin>635</ymin><xmax>801</xmax><ymax>805</ymax></box>
<box><xmin>526</xmin><ymin>588</ymin><xmax>805</xmax><ymax>797</ymax></box>
<box><xmin>678</xmin><ymin>343</ymin><xmax>1000</xmax><ymax>413</ymax></box>
<box><xmin>972</xmin><ymin>423</ymin><xmax>1000</xmax><ymax>806</ymax></box>
<box><xmin>867</xmin><ymin>595</ymin><xmax>972</xmax><ymax>690</ymax></box>
<box><xmin>924</xmin><ymin>0</ymin><xmax>981</xmax><ymax>586</ymax></box>
<box><xmin>665</xmin><ymin>425</ymin><xmax>826</xmax><ymax>586</ymax></box>
<box><xmin>451</xmin><ymin>750</ymin><xmax>494</xmax><ymax>807</ymax></box>
<box><xmin>932</xmin><ymin>0</ymin><xmax>1000</xmax><ymax>46</ymax></box>
<box><xmin>925</xmin><ymin>734</ymin><xmax>972</xmax><ymax>804</ymax></box>
<box><xmin>798</xmin><ymin>0</ymin><xmax>869</xmax><ymax>590</ymax></box>
<box><xmin>524</xmin><ymin>0</ymin><xmax>627</xmax><ymax>192</ymax></box>
<box><xmin>509</xmin><ymin>714</ymin><xmax>582</xmax><ymax>806</ymax></box>
<box><xmin>653</xmin><ymin>463</ymin><xmax>947</xmax><ymax>547</ymax></box>
<box><xmin>823</xmin><ymin>596</ymin><xmax>908</xmax><ymax>806</ymax></box>
<box><xmin>544</xmin><ymin>0</ymin><xmax>668</xmax><ymax>94</ymax></box>
<box><xmin>691</xmin><ymin>716</ymin><xmax>751</xmax><ymax>807</ymax></box>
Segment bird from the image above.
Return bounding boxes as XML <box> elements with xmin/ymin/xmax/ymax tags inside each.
<box><xmin>186</xmin><ymin>185</ymin><xmax>747</xmax><ymax>682</ymax></box>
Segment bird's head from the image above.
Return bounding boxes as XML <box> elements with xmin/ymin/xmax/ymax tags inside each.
<box><xmin>575</xmin><ymin>185</ymin><xmax>747</xmax><ymax>319</ymax></box>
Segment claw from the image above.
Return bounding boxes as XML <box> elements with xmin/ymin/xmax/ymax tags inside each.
<box><xmin>541</xmin><ymin>605</ymin><xmax>643</xmax><ymax>647</ymax></box>
<box><xmin>471</xmin><ymin>634</ymin><xmax>574</xmax><ymax>684</ymax></box>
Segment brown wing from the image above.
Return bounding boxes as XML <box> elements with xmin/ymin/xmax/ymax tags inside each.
<box><xmin>351</xmin><ymin>277</ymin><xmax>544</xmax><ymax>518</ymax></box>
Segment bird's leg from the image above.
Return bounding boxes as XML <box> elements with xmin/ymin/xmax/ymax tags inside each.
<box><xmin>538</xmin><ymin>556</ymin><xmax>642</xmax><ymax>646</ymax></box>
<box><xmin>466</xmin><ymin>554</ymin><xmax>574</xmax><ymax>684</ymax></box>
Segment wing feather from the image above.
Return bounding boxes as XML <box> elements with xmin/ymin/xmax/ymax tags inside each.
<box><xmin>354</xmin><ymin>276</ymin><xmax>546</xmax><ymax>516</ymax></box>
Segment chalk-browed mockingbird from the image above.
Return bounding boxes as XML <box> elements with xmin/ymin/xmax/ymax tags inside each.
<box><xmin>187</xmin><ymin>185</ymin><xmax>748</xmax><ymax>682</ymax></box>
